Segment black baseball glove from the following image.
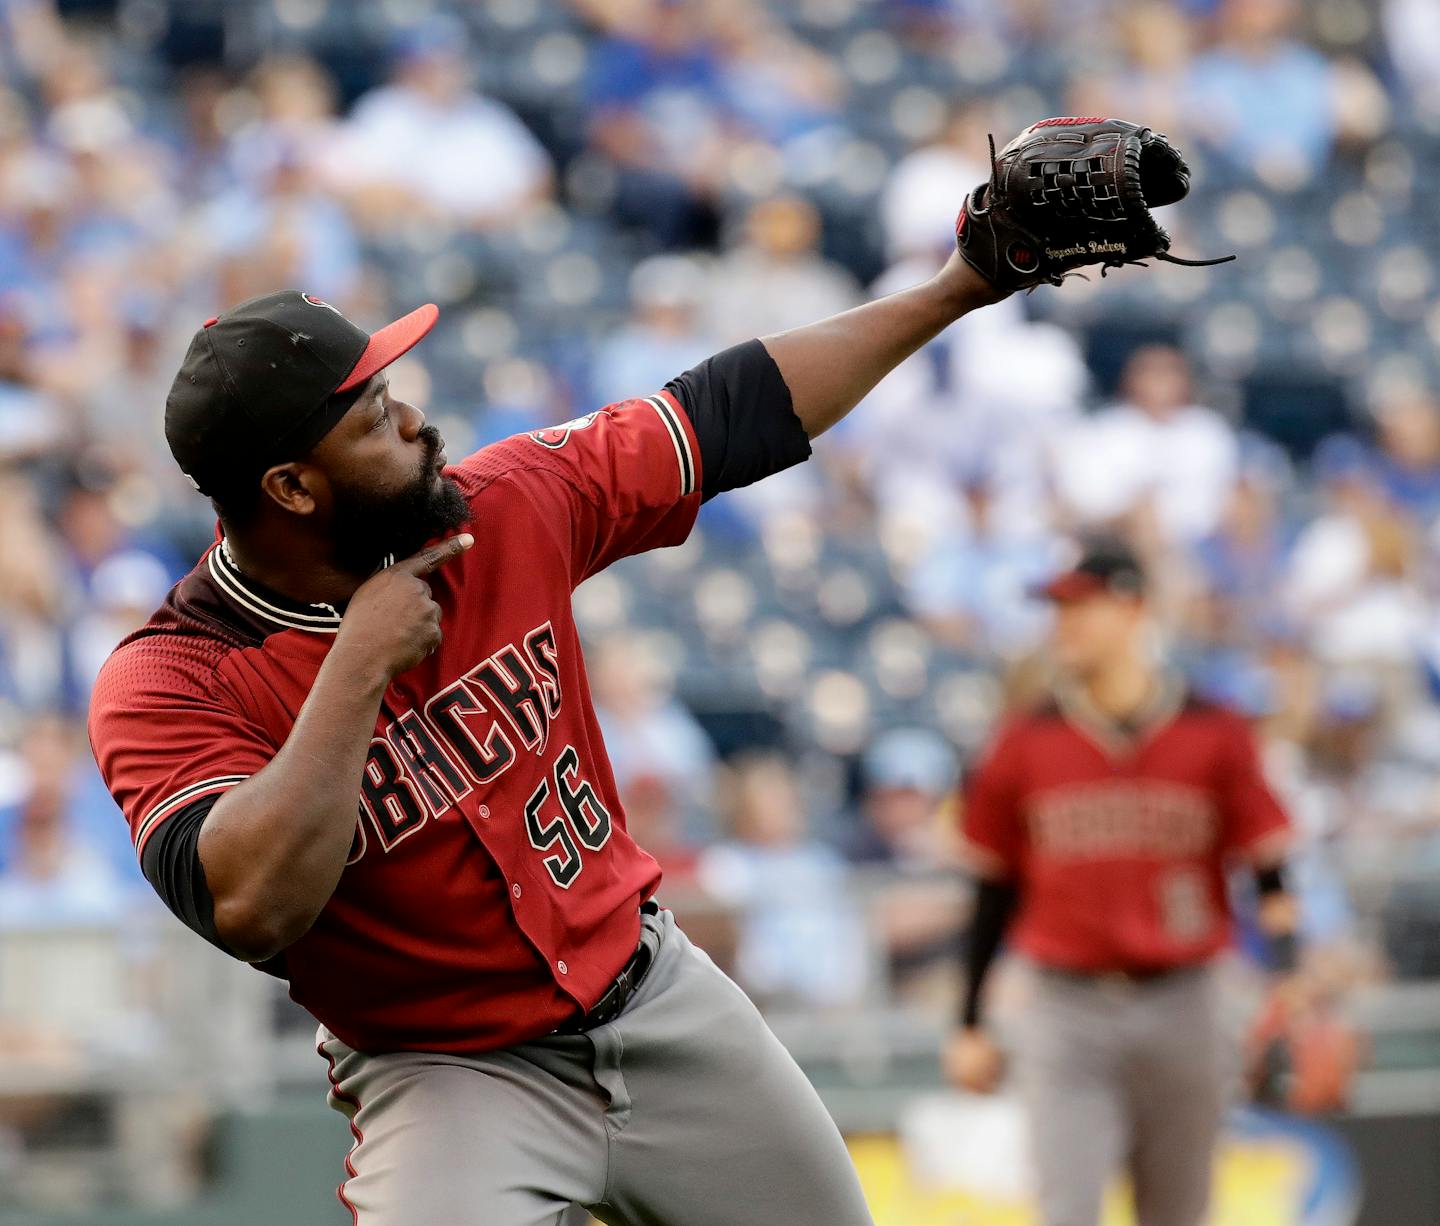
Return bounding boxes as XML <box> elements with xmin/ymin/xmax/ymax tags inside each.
<box><xmin>954</xmin><ymin>116</ymin><xmax>1234</xmax><ymax>293</ymax></box>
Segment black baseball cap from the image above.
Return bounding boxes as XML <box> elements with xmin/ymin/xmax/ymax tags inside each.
<box><xmin>165</xmin><ymin>290</ymin><xmax>438</xmax><ymax>496</ymax></box>
<box><xmin>1032</xmin><ymin>537</ymin><xmax>1147</xmax><ymax>602</ymax></box>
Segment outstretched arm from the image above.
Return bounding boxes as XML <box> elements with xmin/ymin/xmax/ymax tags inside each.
<box><xmin>760</xmin><ymin>252</ymin><xmax>1003</xmax><ymax>439</ymax></box>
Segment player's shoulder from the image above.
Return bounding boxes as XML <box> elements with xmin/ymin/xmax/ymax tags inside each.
<box><xmin>90</xmin><ymin>556</ymin><xmax>251</xmax><ymax>714</ymax></box>
<box><xmin>449</xmin><ymin>394</ymin><xmax>688</xmax><ymax>502</ymax></box>
<box><xmin>999</xmin><ymin>693</ymin><xmax>1070</xmax><ymax>734</ymax></box>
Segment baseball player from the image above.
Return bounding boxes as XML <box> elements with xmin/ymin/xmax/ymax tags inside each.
<box><xmin>945</xmin><ymin>539</ymin><xmax>1299</xmax><ymax>1226</ymax></box>
<box><xmin>86</xmin><ymin>119</ymin><xmax>1220</xmax><ymax>1224</ymax></box>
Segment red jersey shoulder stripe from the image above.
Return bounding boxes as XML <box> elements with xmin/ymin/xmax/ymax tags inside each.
<box><xmin>134</xmin><ymin>774</ymin><xmax>249</xmax><ymax>856</ymax></box>
<box><xmin>644</xmin><ymin>392</ymin><xmax>697</xmax><ymax>498</ymax></box>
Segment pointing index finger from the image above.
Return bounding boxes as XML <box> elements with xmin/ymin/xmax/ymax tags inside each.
<box><xmin>403</xmin><ymin>532</ymin><xmax>475</xmax><ymax>576</ymax></box>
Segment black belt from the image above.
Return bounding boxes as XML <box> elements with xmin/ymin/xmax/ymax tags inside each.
<box><xmin>552</xmin><ymin>901</ymin><xmax>661</xmax><ymax>1035</ymax></box>
<box><xmin>1047</xmin><ymin>962</ymin><xmax>1204</xmax><ymax>987</ymax></box>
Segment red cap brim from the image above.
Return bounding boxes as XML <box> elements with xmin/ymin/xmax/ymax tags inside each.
<box><xmin>1031</xmin><ymin>571</ymin><xmax>1108</xmax><ymax>602</ymax></box>
<box><xmin>336</xmin><ymin>303</ymin><xmax>439</xmax><ymax>393</ymax></box>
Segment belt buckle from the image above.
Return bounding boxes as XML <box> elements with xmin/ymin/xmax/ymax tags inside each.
<box><xmin>1101</xmin><ymin>971</ymin><xmax>1133</xmax><ymax>994</ymax></box>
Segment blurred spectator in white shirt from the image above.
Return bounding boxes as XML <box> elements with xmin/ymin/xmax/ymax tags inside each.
<box><xmin>842</xmin><ymin>255</ymin><xmax>1085</xmax><ymax>555</ymax></box>
<box><xmin>698</xmin><ymin>753</ymin><xmax>867</xmax><ymax>1007</ymax></box>
<box><xmin>1383</xmin><ymin>0</ymin><xmax>1440</xmax><ymax>104</ymax></box>
<box><xmin>880</xmin><ymin>100</ymin><xmax>989</xmax><ymax>263</ymax></box>
<box><xmin>591</xmin><ymin>631</ymin><xmax>718</xmax><ymax>845</ymax></box>
<box><xmin>704</xmin><ymin>195</ymin><xmax>860</xmax><ymax>345</ymax></box>
<box><xmin>328</xmin><ymin>16</ymin><xmax>554</xmax><ymax>232</ymax></box>
<box><xmin>1053</xmin><ymin>345</ymin><xmax>1238</xmax><ymax>547</ymax></box>
<box><xmin>1284</xmin><ymin>448</ymin><xmax>1426</xmax><ymax>669</ymax></box>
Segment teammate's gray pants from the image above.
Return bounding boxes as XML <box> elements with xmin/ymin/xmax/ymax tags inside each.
<box><xmin>317</xmin><ymin>906</ymin><xmax>875</xmax><ymax>1226</ymax></box>
<box><xmin>1014</xmin><ymin>962</ymin><xmax>1229</xmax><ymax>1226</ymax></box>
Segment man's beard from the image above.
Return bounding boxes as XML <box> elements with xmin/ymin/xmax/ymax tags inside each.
<box><xmin>329</xmin><ymin>426</ymin><xmax>472</xmax><ymax>574</ymax></box>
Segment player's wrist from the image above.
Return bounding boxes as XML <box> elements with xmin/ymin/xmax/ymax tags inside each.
<box><xmin>323</xmin><ymin>635</ymin><xmax>396</xmax><ymax>696</ymax></box>
<box><xmin>932</xmin><ymin>252</ymin><xmax>1008</xmax><ymax>314</ymax></box>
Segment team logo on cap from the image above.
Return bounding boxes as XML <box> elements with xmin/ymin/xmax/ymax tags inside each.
<box><xmin>529</xmin><ymin>411</ymin><xmax>609</xmax><ymax>449</ymax></box>
<box><xmin>302</xmin><ymin>293</ymin><xmax>343</xmax><ymax>317</ymax></box>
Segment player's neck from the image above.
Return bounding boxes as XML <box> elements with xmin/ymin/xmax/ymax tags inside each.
<box><xmin>1081</xmin><ymin>656</ymin><xmax>1158</xmax><ymax>724</ymax></box>
<box><xmin>223</xmin><ymin>528</ymin><xmax>373</xmax><ymax>608</ymax></box>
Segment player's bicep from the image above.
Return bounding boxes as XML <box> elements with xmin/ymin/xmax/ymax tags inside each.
<box><xmin>664</xmin><ymin>339</ymin><xmax>812</xmax><ymax>501</ymax></box>
<box><xmin>140</xmin><ymin>795</ymin><xmax>233</xmax><ymax>955</ymax></box>
<box><xmin>1220</xmin><ymin>718</ymin><xmax>1293</xmax><ymax>861</ymax></box>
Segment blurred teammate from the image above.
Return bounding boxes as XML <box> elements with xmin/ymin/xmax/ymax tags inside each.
<box><xmin>945</xmin><ymin>538</ymin><xmax>1297</xmax><ymax>1226</ymax></box>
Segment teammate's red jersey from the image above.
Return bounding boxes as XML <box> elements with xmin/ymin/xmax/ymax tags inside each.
<box><xmin>89</xmin><ymin>392</ymin><xmax>701</xmax><ymax>1054</ymax></box>
<box><xmin>961</xmin><ymin>680</ymin><xmax>1291</xmax><ymax>973</ymax></box>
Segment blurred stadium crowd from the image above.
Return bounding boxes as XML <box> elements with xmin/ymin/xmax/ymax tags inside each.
<box><xmin>3</xmin><ymin>0</ymin><xmax>1440</xmax><ymax>1209</ymax></box>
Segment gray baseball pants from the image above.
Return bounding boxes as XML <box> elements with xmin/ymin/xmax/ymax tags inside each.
<box><xmin>1014</xmin><ymin>962</ymin><xmax>1229</xmax><ymax>1226</ymax></box>
<box><xmin>317</xmin><ymin>906</ymin><xmax>875</xmax><ymax>1226</ymax></box>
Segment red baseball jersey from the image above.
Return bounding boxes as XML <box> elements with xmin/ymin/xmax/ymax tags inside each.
<box><xmin>89</xmin><ymin>392</ymin><xmax>701</xmax><ymax>1054</ymax></box>
<box><xmin>961</xmin><ymin>681</ymin><xmax>1291</xmax><ymax>973</ymax></box>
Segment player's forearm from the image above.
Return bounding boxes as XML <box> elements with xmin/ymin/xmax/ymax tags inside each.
<box><xmin>760</xmin><ymin>253</ymin><xmax>1002</xmax><ymax>439</ymax></box>
<box><xmin>198</xmin><ymin>646</ymin><xmax>389</xmax><ymax>961</ymax></box>
<box><xmin>960</xmin><ymin>876</ymin><xmax>1018</xmax><ymax>1029</ymax></box>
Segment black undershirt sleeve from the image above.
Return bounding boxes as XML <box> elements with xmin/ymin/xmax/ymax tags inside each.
<box><xmin>664</xmin><ymin>339</ymin><xmax>812</xmax><ymax>502</ymax></box>
<box><xmin>140</xmin><ymin>796</ymin><xmax>232</xmax><ymax>956</ymax></box>
<box><xmin>960</xmin><ymin>877</ymin><xmax>1019</xmax><ymax>1028</ymax></box>
<box><xmin>1254</xmin><ymin>862</ymin><xmax>1299</xmax><ymax>972</ymax></box>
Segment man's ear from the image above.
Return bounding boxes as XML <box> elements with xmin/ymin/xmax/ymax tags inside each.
<box><xmin>259</xmin><ymin>462</ymin><xmax>325</xmax><ymax>517</ymax></box>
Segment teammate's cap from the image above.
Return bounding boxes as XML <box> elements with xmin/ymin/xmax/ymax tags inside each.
<box><xmin>1033</xmin><ymin>538</ymin><xmax>1146</xmax><ymax>602</ymax></box>
<box><xmin>165</xmin><ymin>290</ymin><xmax>438</xmax><ymax>496</ymax></box>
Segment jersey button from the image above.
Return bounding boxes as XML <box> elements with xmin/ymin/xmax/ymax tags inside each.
<box><xmin>557</xmin><ymin>960</ymin><xmax>568</xmax><ymax>975</ymax></box>
<box><xmin>512</xmin><ymin>883</ymin><xmax>522</xmax><ymax>898</ymax></box>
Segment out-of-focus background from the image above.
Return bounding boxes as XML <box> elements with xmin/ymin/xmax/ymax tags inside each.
<box><xmin>2</xmin><ymin>0</ymin><xmax>1439</xmax><ymax>1221</ymax></box>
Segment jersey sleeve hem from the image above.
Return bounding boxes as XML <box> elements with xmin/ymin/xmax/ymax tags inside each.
<box><xmin>959</xmin><ymin>835</ymin><xmax>1016</xmax><ymax>880</ymax></box>
<box><xmin>647</xmin><ymin>390</ymin><xmax>700</xmax><ymax>499</ymax></box>
<box><xmin>134</xmin><ymin>774</ymin><xmax>250</xmax><ymax>857</ymax></box>
<box><xmin>1229</xmin><ymin>827</ymin><xmax>1293</xmax><ymax>865</ymax></box>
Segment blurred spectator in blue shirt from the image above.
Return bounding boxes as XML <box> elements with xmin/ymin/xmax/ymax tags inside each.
<box><xmin>0</xmin><ymin>302</ymin><xmax>62</xmax><ymax>466</ymax></box>
<box><xmin>1366</xmin><ymin>383</ymin><xmax>1440</xmax><ymax>526</ymax></box>
<box><xmin>698</xmin><ymin>752</ymin><xmax>867</xmax><ymax>1007</ymax></box>
<box><xmin>1189</xmin><ymin>438</ymin><xmax>1295</xmax><ymax>649</ymax></box>
<box><xmin>0</xmin><ymin>715</ymin><xmax>132</xmax><ymax>926</ymax></box>
<box><xmin>228</xmin><ymin>54</ymin><xmax>344</xmax><ymax>196</ymax></box>
<box><xmin>845</xmin><ymin>727</ymin><xmax>959</xmax><ymax>870</ymax></box>
<box><xmin>708</xmin><ymin>0</ymin><xmax>847</xmax><ymax>165</ymax></box>
<box><xmin>1186</xmin><ymin>0</ymin><xmax>1385</xmax><ymax>187</ymax></box>
<box><xmin>585</xmin><ymin>0</ymin><xmax>735</xmax><ymax>247</ymax></box>
<box><xmin>328</xmin><ymin>16</ymin><xmax>554</xmax><ymax>232</ymax></box>
<box><xmin>591</xmin><ymin>255</ymin><xmax>715</xmax><ymax>405</ymax></box>
<box><xmin>205</xmin><ymin>138</ymin><xmax>361</xmax><ymax>306</ymax></box>
<box><xmin>904</xmin><ymin>472</ymin><xmax>1058</xmax><ymax>658</ymax></box>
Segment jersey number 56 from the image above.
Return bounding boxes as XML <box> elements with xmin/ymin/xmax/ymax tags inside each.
<box><xmin>524</xmin><ymin>745</ymin><xmax>614</xmax><ymax>888</ymax></box>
